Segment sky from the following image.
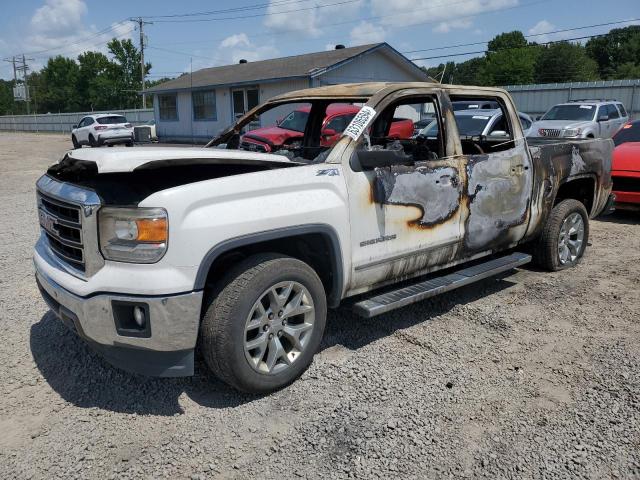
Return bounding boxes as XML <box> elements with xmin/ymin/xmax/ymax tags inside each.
<box><xmin>1</xmin><ymin>0</ymin><xmax>639</xmax><ymax>81</ymax></box>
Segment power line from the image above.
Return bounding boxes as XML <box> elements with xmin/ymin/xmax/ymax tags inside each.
<box><xmin>409</xmin><ymin>33</ymin><xmax>612</xmax><ymax>62</ymax></box>
<box><xmin>402</xmin><ymin>18</ymin><xmax>640</xmax><ymax>54</ymax></box>
<box><xmin>140</xmin><ymin>0</ymin><xmax>313</xmax><ymax>19</ymax></box>
<box><xmin>148</xmin><ymin>0</ymin><xmax>362</xmax><ymax>23</ymax></box>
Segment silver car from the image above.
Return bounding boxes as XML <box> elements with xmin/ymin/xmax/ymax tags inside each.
<box><xmin>529</xmin><ymin>100</ymin><xmax>629</xmax><ymax>139</ymax></box>
<box><xmin>418</xmin><ymin>108</ymin><xmax>533</xmax><ymax>139</ymax></box>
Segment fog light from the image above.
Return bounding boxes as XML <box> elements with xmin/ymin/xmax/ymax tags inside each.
<box><xmin>133</xmin><ymin>306</ymin><xmax>146</xmax><ymax>327</ymax></box>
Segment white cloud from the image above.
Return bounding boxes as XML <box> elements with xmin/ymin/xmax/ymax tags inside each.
<box><xmin>350</xmin><ymin>21</ymin><xmax>386</xmax><ymax>45</ymax></box>
<box><xmin>263</xmin><ymin>0</ymin><xmax>364</xmax><ymax>37</ymax></box>
<box><xmin>370</xmin><ymin>0</ymin><xmax>518</xmax><ymax>33</ymax></box>
<box><xmin>527</xmin><ymin>19</ymin><xmax>560</xmax><ymax>43</ymax></box>
<box><xmin>220</xmin><ymin>33</ymin><xmax>251</xmax><ymax>49</ymax></box>
<box><xmin>25</xmin><ymin>0</ymin><xmax>133</xmax><ymax>68</ymax></box>
<box><xmin>215</xmin><ymin>33</ymin><xmax>279</xmax><ymax>65</ymax></box>
<box><xmin>434</xmin><ymin>19</ymin><xmax>473</xmax><ymax>34</ymax></box>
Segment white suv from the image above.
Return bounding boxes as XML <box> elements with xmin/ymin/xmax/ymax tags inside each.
<box><xmin>71</xmin><ymin>114</ymin><xmax>134</xmax><ymax>148</ymax></box>
<box><xmin>529</xmin><ymin>100</ymin><xmax>629</xmax><ymax>139</ymax></box>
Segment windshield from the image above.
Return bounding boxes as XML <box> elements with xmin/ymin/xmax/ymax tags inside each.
<box><xmin>541</xmin><ymin>105</ymin><xmax>595</xmax><ymax>121</ymax></box>
<box><xmin>277</xmin><ymin>110</ymin><xmax>309</xmax><ymax>132</ymax></box>
<box><xmin>613</xmin><ymin>122</ymin><xmax>640</xmax><ymax>146</ymax></box>
<box><xmin>420</xmin><ymin>114</ymin><xmax>492</xmax><ymax>137</ymax></box>
<box><xmin>97</xmin><ymin>115</ymin><xmax>127</xmax><ymax>125</ymax></box>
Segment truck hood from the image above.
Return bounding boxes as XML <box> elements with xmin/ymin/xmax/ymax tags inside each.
<box><xmin>65</xmin><ymin>146</ymin><xmax>294</xmax><ymax>173</ymax></box>
<box><xmin>613</xmin><ymin>142</ymin><xmax>640</xmax><ymax>172</ymax></box>
<box><xmin>242</xmin><ymin>126</ymin><xmax>301</xmax><ymax>147</ymax></box>
<box><xmin>530</xmin><ymin>120</ymin><xmax>593</xmax><ymax>135</ymax></box>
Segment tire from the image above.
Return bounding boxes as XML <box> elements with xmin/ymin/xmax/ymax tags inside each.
<box><xmin>126</xmin><ymin>141</ymin><xmax>134</xmax><ymax>147</ymax></box>
<box><xmin>89</xmin><ymin>135</ymin><xmax>97</xmax><ymax>147</ymax></box>
<box><xmin>533</xmin><ymin>199</ymin><xmax>589</xmax><ymax>271</ymax></box>
<box><xmin>71</xmin><ymin>135</ymin><xmax>80</xmax><ymax>149</ymax></box>
<box><xmin>200</xmin><ymin>253</ymin><xmax>327</xmax><ymax>394</ymax></box>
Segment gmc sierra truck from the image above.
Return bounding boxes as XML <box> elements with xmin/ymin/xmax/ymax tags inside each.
<box><xmin>34</xmin><ymin>82</ymin><xmax>615</xmax><ymax>394</ymax></box>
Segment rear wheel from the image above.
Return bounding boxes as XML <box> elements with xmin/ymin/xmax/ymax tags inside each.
<box><xmin>533</xmin><ymin>199</ymin><xmax>589</xmax><ymax>271</ymax></box>
<box><xmin>200</xmin><ymin>254</ymin><xmax>327</xmax><ymax>394</ymax></box>
<box><xmin>71</xmin><ymin>135</ymin><xmax>80</xmax><ymax>149</ymax></box>
<box><xmin>89</xmin><ymin>135</ymin><xmax>97</xmax><ymax>147</ymax></box>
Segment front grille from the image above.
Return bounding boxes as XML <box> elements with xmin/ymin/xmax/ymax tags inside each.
<box><xmin>38</xmin><ymin>193</ymin><xmax>85</xmax><ymax>271</ymax></box>
<box><xmin>612</xmin><ymin>176</ymin><xmax>640</xmax><ymax>193</ymax></box>
<box><xmin>539</xmin><ymin>128</ymin><xmax>561</xmax><ymax>137</ymax></box>
<box><xmin>241</xmin><ymin>141</ymin><xmax>267</xmax><ymax>152</ymax></box>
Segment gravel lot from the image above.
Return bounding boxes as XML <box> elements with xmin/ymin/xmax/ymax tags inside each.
<box><xmin>1</xmin><ymin>132</ymin><xmax>639</xmax><ymax>479</ymax></box>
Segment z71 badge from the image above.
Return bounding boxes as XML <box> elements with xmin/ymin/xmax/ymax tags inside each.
<box><xmin>316</xmin><ymin>168</ymin><xmax>340</xmax><ymax>176</ymax></box>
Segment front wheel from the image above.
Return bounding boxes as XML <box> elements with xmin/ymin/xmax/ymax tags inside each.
<box><xmin>71</xmin><ymin>135</ymin><xmax>80</xmax><ymax>149</ymax></box>
<box><xmin>200</xmin><ymin>254</ymin><xmax>327</xmax><ymax>394</ymax></box>
<box><xmin>533</xmin><ymin>199</ymin><xmax>589</xmax><ymax>271</ymax></box>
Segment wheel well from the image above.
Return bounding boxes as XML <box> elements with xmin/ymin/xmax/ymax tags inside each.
<box><xmin>199</xmin><ymin>230</ymin><xmax>342</xmax><ymax>307</ymax></box>
<box><xmin>554</xmin><ymin>177</ymin><xmax>595</xmax><ymax>214</ymax></box>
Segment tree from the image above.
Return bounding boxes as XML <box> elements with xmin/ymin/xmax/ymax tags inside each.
<box><xmin>534</xmin><ymin>42</ymin><xmax>599</xmax><ymax>84</ymax></box>
<box><xmin>77</xmin><ymin>51</ymin><xmax>113</xmax><ymax>111</ymax></box>
<box><xmin>586</xmin><ymin>26</ymin><xmax>640</xmax><ymax>79</ymax></box>
<box><xmin>480</xmin><ymin>31</ymin><xmax>540</xmax><ymax>86</ymax></box>
<box><xmin>0</xmin><ymin>79</ymin><xmax>14</xmax><ymax>115</ymax></box>
<box><xmin>107</xmin><ymin>39</ymin><xmax>151</xmax><ymax>109</ymax></box>
<box><xmin>39</xmin><ymin>56</ymin><xmax>81</xmax><ymax>113</ymax></box>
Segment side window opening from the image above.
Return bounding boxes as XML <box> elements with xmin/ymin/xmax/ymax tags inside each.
<box><xmin>367</xmin><ymin>96</ymin><xmax>444</xmax><ymax>161</ymax></box>
<box><xmin>448</xmin><ymin>95</ymin><xmax>516</xmax><ymax>155</ymax></box>
<box><xmin>607</xmin><ymin>104</ymin><xmax>620</xmax><ymax>120</ymax></box>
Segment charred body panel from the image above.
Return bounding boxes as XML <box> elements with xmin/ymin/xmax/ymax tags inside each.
<box><xmin>462</xmin><ymin>143</ymin><xmax>532</xmax><ymax>252</ymax></box>
<box><xmin>524</xmin><ymin>138</ymin><xmax>613</xmax><ymax>242</ymax></box>
<box><xmin>373</xmin><ymin>164</ymin><xmax>461</xmax><ymax>227</ymax></box>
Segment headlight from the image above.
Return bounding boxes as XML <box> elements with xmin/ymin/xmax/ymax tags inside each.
<box><xmin>563</xmin><ymin>128</ymin><xmax>582</xmax><ymax>137</ymax></box>
<box><xmin>99</xmin><ymin>207</ymin><xmax>168</xmax><ymax>263</ymax></box>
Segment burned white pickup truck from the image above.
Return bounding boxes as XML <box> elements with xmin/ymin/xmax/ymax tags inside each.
<box><xmin>34</xmin><ymin>82</ymin><xmax>614</xmax><ymax>393</ymax></box>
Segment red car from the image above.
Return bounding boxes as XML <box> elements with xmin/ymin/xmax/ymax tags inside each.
<box><xmin>612</xmin><ymin>121</ymin><xmax>640</xmax><ymax>209</ymax></box>
<box><xmin>241</xmin><ymin>104</ymin><xmax>413</xmax><ymax>152</ymax></box>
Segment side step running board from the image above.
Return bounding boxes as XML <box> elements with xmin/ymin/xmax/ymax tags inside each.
<box><xmin>353</xmin><ymin>252</ymin><xmax>531</xmax><ymax>318</ymax></box>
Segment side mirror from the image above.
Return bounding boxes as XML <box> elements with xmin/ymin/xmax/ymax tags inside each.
<box><xmin>321</xmin><ymin>128</ymin><xmax>337</xmax><ymax>138</ymax></box>
<box><xmin>598</xmin><ymin>115</ymin><xmax>609</xmax><ymax>122</ymax></box>
<box><xmin>489</xmin><ymin>130</ymin><xmax>509</xmax><ymax>137</ymax></box>
<box><xmin>72</xmin><ymin>125</ymin><xmax>78</xmax><ymax>129</ymax></box>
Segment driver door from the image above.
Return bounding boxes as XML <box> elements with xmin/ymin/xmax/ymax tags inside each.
<box><xmin>343</xmin><ymin>89</ymin><xmax>466</xmax><ymax>295</ymax></box>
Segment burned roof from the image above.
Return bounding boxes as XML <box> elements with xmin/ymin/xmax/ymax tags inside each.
<box><xmin>145</xmin><ymin>43</ymin><xmax>424</xmax><ymax>93</ymax></box>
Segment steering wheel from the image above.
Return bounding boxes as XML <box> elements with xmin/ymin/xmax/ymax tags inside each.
<box><xmin>471</xmin><ymin>142</ymin><xmax>485</xmax><ymax>155</ymax></box>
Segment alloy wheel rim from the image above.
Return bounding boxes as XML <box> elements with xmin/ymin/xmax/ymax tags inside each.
<box><xmin>558</xmin><ymin>212</ymin><xmax>585</xmax><ymax>264</ymax></box>
<box><xmin>243</xmin><ymin>281</ymin><xmax>315</xmax><ymax>375</ymax></box>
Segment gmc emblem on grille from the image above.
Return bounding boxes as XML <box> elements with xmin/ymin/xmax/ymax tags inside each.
<box><xmin>38</xmin><ymin>209</ymin><xmax>58</xmax><ymax>235</ymax></box>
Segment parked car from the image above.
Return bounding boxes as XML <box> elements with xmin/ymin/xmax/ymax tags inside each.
<box><xmin>452</xmin><ymin>100</ymin><xmax>500</xmax><ymax>111</ymax></box>
<box><xmin>133</xmin><ymin>119</ymin><xmax>158</xmax><ymax>143</ymax></box>
<box><xmin>417</xmin><ymin>109</ymin><xmax>533</xmax><ymax>138</ymax></box>
<box><xmin>611</xmin><ymin>139</ymin><xmax>640</xmax><ymax>210</ymax></box>
<box><xmin>71</xmin><ymin>114</ymin><xmax>134</xmax><ymax>148</ymax></box>
<box><xmin>613</xmin><ymin>120</ymin><xmax>640</xmax><ymax>146</ymax></box>
<box><xmin>35</xmin><ymin>82</ymin><xmax>614</xmax><ymax>394</ymax></box>
<box><xmin>241</xmin><ymin>104</ymin><xmax>413</xmax><ymax>152</ymax></box>
<box><xmin>529</xmin><ymin>100</ymin><xmax>629</xmax><ymax>139</ymax></box>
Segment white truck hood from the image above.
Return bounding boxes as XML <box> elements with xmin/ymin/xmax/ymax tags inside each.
<box><xmin>65</xmin><ymin>147</ymin><xmax>294</xmax><ymax>174</ymax></box>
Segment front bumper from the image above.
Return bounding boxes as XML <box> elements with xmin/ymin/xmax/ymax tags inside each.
<box><xmin>35</xmin><ymin>263</ymin><xmax>203</xmax><ymax>377</ymax></box>
<box><xmin>98</xmin><ymin>133</ymin><xmax>133</xmax><ymax>145</ymax></box>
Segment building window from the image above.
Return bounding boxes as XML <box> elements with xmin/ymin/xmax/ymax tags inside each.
<box><xmin>158</xmin><ymin>94</ymin><xmax>177</xmax><ymax>121</ymax></box>
<box><xmin>192</xmin><ymin>90</ymin><xmax>217</xmax><ymax>121</ymax></box>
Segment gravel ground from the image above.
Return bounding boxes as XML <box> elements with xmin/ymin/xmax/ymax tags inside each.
<box><xmin>1</xmin><ymin>132</ymin><xmax>639</xmax><ymax>480</ymax></box>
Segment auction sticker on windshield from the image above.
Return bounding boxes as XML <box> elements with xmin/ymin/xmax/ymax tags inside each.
<box><xmin>343</xmin><ymin>106</ymin><xmax>376</xmax><ymax>140</ymax></box>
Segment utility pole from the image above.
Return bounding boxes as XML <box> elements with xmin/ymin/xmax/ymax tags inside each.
<box><xmin>132</xmin><ymin>17</ymin><xmax>152</xmax><ymax>109</ymax></box>
<box><xmin>3</xmin><ymin>55</ymin><xmax>33</xmax><ymax>114</ymax></box>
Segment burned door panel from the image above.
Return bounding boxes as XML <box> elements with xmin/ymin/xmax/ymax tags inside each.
<box><xmin>373</xmin><ymin>164</ymin><xmax>460</xmax><ymax>227</ymax></box>
<box><xmin>462</xmin><ymin>143</ymin><xmax>533</xmax><ymax>251</ymax></box>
